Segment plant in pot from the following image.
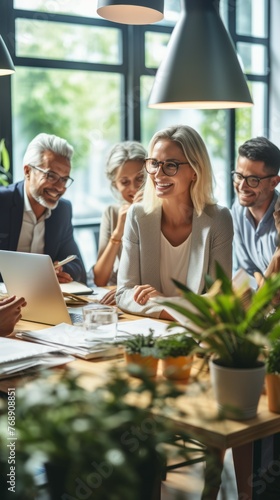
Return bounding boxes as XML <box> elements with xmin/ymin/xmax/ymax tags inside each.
<box><xmin>0</xmin><ymin>139</ymin><xmax>11</xmax><ymax>186</ymax></box>
<box><xmin>160</xmin><ymin>263</ymin><xmax>280</xmax><ymax>420</ymax></box>
<box><xmin>120</xmin><ymin>329</ymin><xmax>159</xmax><ymax>377</ymax></box>
<box><xmin>0</xmin><ymin>367</ymin><xmax>204</xmax><ymax>500</ymax></box>
<box><xmin>155</xmin><ymin>333</ymin><xmax>198</xmax><ymax>381</ymax></box>
<box><xmin>265</xmin><ymin>339</ymin><xmax>280</xmax><ymax>413</ymax></box>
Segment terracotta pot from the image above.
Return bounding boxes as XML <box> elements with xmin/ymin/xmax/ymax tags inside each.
<box><xmin>265</xmin><ymin>373</ymin><xmax>280</xmax><ymax>413</ymax></box>
<box><xmin>125</xmin><ymin>353</ymin><xmax>158</xmax><ymax>377</ymax></box>
<box><xmin>162</xmin><ymin>355</ymin><xmax>193</xmax><ymax>381</ymax></box>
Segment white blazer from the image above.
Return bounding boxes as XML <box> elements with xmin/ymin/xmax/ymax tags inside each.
<box><xmin>116</xmin><ymin>203</ymin><xmax>233</xmax><ymax>318</ymax></box>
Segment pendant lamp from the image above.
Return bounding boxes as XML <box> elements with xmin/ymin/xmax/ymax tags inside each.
<box><xmin>149</xmin><ymin>0</ymin><xmax>253</xmax><ymax>109</ymax></box>
<box><xmin>97</xmin><ymin>0</ymin><xmax>164</xmax><ymax>25</ymax></box>
<box><xmin>0</xmin><ymin>36</ymin><xmax>15</xmax><ymax>76</ymax></box>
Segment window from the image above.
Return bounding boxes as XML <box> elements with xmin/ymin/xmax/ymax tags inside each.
<box><xmin>0</xmin><ymin>0</ymin><xmax>270</xmax><ymax>268</ymax></box>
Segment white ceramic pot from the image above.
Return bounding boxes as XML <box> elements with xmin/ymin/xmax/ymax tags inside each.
<box><xmin>209</xmin><ymin>358</ymin><xmax>266</xmax><ymax>420</ymax></box>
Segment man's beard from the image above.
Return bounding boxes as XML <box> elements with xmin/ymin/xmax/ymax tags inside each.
<box><xmin>30</xmin><ymin>186</ymin><xmax>59</xmax><ymax>210</ymax></box>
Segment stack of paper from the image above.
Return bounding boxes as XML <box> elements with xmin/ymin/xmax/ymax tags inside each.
<box><xmin>16</xmin><ymin>319</ymin><xmax>171</xmax><ymax>360</ymax></box>
<box><xmin>0</xmin><ymin>337</ymin><xmax>74</xmax><ymax>380</ymax></box>
<box><xmin>16</xmin><ymin>323</ymin><xmax>122</xmax><ymax>360</ymax></box>
<box><xmin>116</xmin><ymin>318</ymin><xmax>170</xmax><ymax>337</ymax></box>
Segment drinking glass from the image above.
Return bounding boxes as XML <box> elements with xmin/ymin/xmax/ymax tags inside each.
<box><xmin>82</xmin><ymin>304</ymin><xmax>118</xmax><ymax>342</ymax></box>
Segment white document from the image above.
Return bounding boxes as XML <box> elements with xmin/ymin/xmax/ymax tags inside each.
<box><xmin>0</xmin><ymin>337</ymin><xmax>74</xmax><ymax>379</ymax></box>
<box><xmin>116</xmin><ymin>318</ymin><xmax>172</xmax><ymax>338</ymax></box>
<box><xmin>0</xmin><ymin>282</ymin><xmax>8</xmax><ymax>296</ymax></box>
<box><xmin>0</xmin><ymin>337</ymin><xmax>58</xmax><ymax>363</ymax></box>
<box><xmin>232</xmin><ymin>268</ymin><xmax>257</xmax><ymax>291</ymax></box>
<box><xmin>17</xmin><ymin>323</ymin><xmax>122</xmax><ymax>360</ymax></box>
<box><xmin>91</xmin><ymin>287</ymin><xmax>112</xmax><ymax>301</ymax></box>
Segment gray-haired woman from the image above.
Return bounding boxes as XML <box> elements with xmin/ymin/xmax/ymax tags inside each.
<box><xmin>93</xmin><ymin>141</ymin><xmax>147</xmax><ymax>304</ymax></box>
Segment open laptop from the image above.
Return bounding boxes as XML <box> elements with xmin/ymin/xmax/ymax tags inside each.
<box><xmin>0</xmin><ymin>250</ymin><xmax>83</xmax><ymax>326</ymax></box>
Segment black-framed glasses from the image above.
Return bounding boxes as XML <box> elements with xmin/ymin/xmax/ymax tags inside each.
<box><xmin>231</xmin><ymin>171</ymin><xmax>277</xmax><ymax>188</ymax></box>
<box><xmin>144</xmin><ymin>158</ymin><xmax>189</xmax><ymax>177</ymax></box>
<box><xmin>29</xmin><ymin>164</ymin><xmax>74</xmax><ymax>188</ymax></box>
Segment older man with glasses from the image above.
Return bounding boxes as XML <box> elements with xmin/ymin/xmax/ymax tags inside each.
<box><xmin>231</xmin><ymin>136</ymin><xmax>280</xmax><ymax>284</ymax></box>
<box><xmin>0</xmin><ymin>133</ymin><xmax>86</xmax><ymax>284</ymax></box>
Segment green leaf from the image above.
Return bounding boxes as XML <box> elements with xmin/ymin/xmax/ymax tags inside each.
<box><xmin>0</xmin><ymin>139</ymin><xmax>10</xmax><ymax>171</ymax></box>
<box><xmin>162</xmin><ymin>263</ymin><xmax>280</xmax><ymax>368</ymax></box>
<box><xmin>266</xmin><ymin>340</ymin><xmax>280</xmax><ymax>373</ymax></box>
<box><xmin>155</xmin><ymin>334</ymin><xmax>197</xmax><ymax>358</ymax></box>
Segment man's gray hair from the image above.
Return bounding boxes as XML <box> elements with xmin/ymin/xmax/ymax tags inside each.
<box><xmin>23</xmin><ymin>133</ymin><xmax>74</xmax><ymax>167</ymax></box>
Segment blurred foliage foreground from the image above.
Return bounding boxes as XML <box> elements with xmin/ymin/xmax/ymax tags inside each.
<box><xmin>0</xmin><ymin>365</ymin><xmax>207</xmax><ymax>500</ymax></box>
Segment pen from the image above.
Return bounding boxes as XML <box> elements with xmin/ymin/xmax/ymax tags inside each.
<box><xmin>54</xmin><ymin>255</ymin><xmax>77</xmax><ymax>269</ymax></box>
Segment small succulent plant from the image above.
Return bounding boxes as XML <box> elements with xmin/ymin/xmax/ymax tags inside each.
<box><xmin>155</xmin><ymin>334</ymin><xmax>198</xmax><ymax>359</ymax></box>
<box><xmin>120</xmin><ymin>329</ymin><xmax>157</xmax><ymax>356</ymax></box>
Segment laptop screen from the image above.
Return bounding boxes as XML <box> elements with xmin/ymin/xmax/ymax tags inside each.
<box><xmin>0</xmin><ymin>250</ymin><xmax>71</xmax><ymax>325</ymax></box>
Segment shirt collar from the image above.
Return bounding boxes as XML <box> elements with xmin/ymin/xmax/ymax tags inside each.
<box><xmin>23</xmin><ymin>184</ymin><xmax>51</xmax><ymax>220</ymax></box>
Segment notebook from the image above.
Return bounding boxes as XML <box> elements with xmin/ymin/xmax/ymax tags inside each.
<box><xmin>0</xmin><ymin>250</ymin><xmax>85</xmax><ymax>326</ymax></box>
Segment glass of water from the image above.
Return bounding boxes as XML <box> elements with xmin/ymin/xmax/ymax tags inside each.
<box><xmin>82</xmin><ymin>304</ymin><xmax>118</xmax><ymax>342</ymax></box>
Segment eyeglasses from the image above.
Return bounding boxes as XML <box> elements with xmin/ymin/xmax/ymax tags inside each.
<box><xmin>144</xmin><ymin>158</ymin><xmax>189</xmax><ymax>177</ymax></box>
<box><xmin>231</xmin><ymin>171</ymin><xmax>277</xmax><ymax>188</ymax></box>
<box><xmin>29</xmin><ymin>165</ymin><xmax>74</xmax><ymax>188</ymax></box>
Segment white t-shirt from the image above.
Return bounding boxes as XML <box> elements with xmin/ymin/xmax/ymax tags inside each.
<box><xmin>160</xmin><ymin>232</ymin><xmax>191</xmax><ymax>296</ymax></box>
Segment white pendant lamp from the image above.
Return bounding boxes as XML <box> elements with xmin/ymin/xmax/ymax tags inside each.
<box><xmin>0</xmin><ymin>36</ymin><xmax>15</xmax><ymax>76</ymax></box>
<box><xmin>148</xmin><ymin>0</ymin><xmax>253</xmax><ymax>109</ymax></box>
<box><xmin>97</xmin><ymin>0</ymin><xmax>164</xmax><ymax>25</ymax></box>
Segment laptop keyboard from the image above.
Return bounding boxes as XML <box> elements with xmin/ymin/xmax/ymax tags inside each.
<box><xmin>70</xmin><ymin>312</ymin><xmax>83</xmax><ymax>325</ymax></box>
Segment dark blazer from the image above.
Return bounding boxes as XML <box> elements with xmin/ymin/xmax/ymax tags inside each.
<box><xmin>0</xmin><ymin>181</ymin><xmax>87</xmax><ymax>283</ymax></box>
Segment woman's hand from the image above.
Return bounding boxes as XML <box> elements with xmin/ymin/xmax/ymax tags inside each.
<box><xmin>113</xmin><ymin>204</ymin><xmax>130</xmax><ymax>239</ymax></box>
<box><xmin>133</xmin><ymin>285</ymin><xmax>162</xmax><ymax>305</ymax></box>
<box><xmin>99</xmin><ymin>288</ymin><xmax>116</xmax><ymax>305</ymax></box>
<box><xmin>133</xmin><ymin>189</ymin><xmax>144</xmax><ymax>204</ymax></box>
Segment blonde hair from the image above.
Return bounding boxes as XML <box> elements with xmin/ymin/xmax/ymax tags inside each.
<box><xmin>143</xmin><ymin>125</ymin><xmax>216</xmax><ymax>215</ymax></box>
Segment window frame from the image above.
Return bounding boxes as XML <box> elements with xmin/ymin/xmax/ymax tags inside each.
<box><xmin>0</xmin><ymin>0</ymin><xmax>270</xmax><ymax>209</ymax></box>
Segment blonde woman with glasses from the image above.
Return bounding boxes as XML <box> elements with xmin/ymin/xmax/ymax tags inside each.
<box><xmin>116</xmin><ymin>125</ymin><xmax>233</xmax><ymax>319</ymax></box>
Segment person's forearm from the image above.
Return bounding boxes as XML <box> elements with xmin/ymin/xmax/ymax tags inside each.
<box><xmin>93</xmin><ymin>239</ymin><xmax>121</xmax><ymax>286</ymax></box>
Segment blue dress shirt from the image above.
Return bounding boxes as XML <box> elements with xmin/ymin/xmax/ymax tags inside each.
<box><xmin>231</xmin><ymin>191</ymin><xmax>279</xmax><ymax>277</ymax></box>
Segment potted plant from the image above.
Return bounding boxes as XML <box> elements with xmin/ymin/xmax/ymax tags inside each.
<box><xmin>155</xmin><ymin>333</ymin><xmax>197</xmax><ymax>381</ymax></box>
<box><xmin>0</xmin><ymin>139</ymin><xmax>11</xmax><ymax>186</ymax></box>
<box><xmin>159</xmin><ymin>263</ymin><xmax>280</xmax><ymax>420</ymax></box>
<box><xmin>265</xmin><ymin>340</ymin><xmax>280</xmax><ymax>413</ymax></box>
<box><xmin>120</xmin><ymin>330</ymin><xmax>159</xmax><ymax>377</ymax></box>
<box><xmin>0</xmin><ymin>367</ymin><xmax>203</xmax><ymax>500</ymax></box>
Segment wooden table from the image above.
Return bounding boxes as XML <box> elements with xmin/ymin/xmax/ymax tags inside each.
<box><xmin>1</xmin><ymin>315</ymin><xmax>280</xmax><ymax>499</ymax></box>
